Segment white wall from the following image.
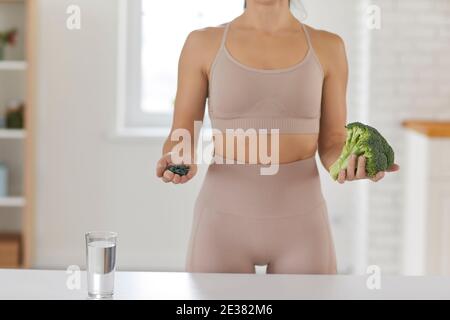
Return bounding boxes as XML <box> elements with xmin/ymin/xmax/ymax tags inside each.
<box><xmin>365</xmin><ymin>0</ymin><xmax>450</xmax><ymax>274</ymax></box>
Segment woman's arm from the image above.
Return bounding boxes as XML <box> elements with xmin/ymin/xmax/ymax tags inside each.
<box><xmin>316</xmin><ymin>31</ymin><xmax>348</xmax><ymax>174</ymax></box>
<box><xmin>157</xmin><ymin>30</ymin><xmax>209</xmax><ymax>184</ymax></box>
<box><xmin>315</xmin><ymin>30</ymin><xmax>399</xmax><ymax>183</ymax></box>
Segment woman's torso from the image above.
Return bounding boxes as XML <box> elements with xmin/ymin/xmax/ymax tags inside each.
<box><xmin>204</xmin><ymin>19</ymin><xmax>324</xmax><ymax>164</ymax></box>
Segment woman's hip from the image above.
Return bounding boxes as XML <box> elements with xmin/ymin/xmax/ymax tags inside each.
<box><xmin>195</xmin><ymin>155</ymin><xmax>326</xmax><ymax>218</ymax></box>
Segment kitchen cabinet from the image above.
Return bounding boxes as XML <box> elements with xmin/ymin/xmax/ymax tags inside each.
<box><xmin>0</xmin><ymin>0</ymin><xmax>37</xmax><ymax>268</ymax></box>
<box><xmin>402</xmin><ymin>120</ymin><xmax>450</xmax><ymax>275</ymax></box>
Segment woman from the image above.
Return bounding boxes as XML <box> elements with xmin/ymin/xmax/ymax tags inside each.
<box><xmin>156</xmin><ymin>0</ymin><xmax>399</xmax><ymax>274</ymax></box>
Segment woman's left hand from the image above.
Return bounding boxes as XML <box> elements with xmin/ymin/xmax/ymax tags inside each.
<box><xmin>336</xmin><ymin>154</ymin><xmax>400</xmax><ymax>184</ymax></box>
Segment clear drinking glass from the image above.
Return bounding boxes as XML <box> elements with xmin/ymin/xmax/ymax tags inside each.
<box><xmin>85</xmin><ymin>231</ymin><xmax>117</xmax><ymax>299</ymax></box>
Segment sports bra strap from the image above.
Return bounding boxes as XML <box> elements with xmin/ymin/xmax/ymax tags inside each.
<box><xmin>301</xmin><ymin>23</ymin><xmax>312</xmax><ymax>47</ymax></box>
<box><xmin>220</xmin><ymin>23</ymin><xmax>231</xmax><ymax>49</ymax></box>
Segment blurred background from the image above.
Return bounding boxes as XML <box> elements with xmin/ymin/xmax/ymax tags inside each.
<box><xmin>0</xmin><ymin>0</ymin><xmax>449</xmax><ymax>275</ymax></box>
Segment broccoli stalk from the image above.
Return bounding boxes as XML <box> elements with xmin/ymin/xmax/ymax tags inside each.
<box><xmin>329</xmin><ymin>122</ymin><xmax>394</xmax><ymax>180</ymax></box>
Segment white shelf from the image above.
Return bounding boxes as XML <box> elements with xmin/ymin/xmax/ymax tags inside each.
<box><xmin>0</xmin><ymin>0</ymin><xmax>26</xmax><ymax>3</ymax></box>
<box><xmin>0</xmin><ymin>61</ymin><xmax>27</xmax><ymax>71</ymax></box>
<box><xmin>0</xmin><ymin>129</ymin><xmax>26</xmax><ymax>139</ymax></box>
<box><xmin>0</xmin><ymin>197</ymin><xmax>25</xmax><ymax>207</ymax></box>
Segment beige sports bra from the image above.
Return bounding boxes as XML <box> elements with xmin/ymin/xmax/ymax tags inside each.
<box><xmin>208</xmin><ymin>21</ymin><xmax>324</xmax><ymax>134</ymax></box>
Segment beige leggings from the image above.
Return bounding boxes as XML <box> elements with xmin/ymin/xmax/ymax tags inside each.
<box><xmin>185</xmin><ymin>156</ymin><xmax>337</xmax><ymax>274</ymax></box>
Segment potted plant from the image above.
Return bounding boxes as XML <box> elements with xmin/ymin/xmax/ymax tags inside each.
<box><xmin>0</xmin><ymin>29</ymin><xmax>17</xmax><ymax>61</ymax></box>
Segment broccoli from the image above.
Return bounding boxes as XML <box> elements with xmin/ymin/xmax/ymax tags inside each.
<box><xmin>329</xmin><ymin>122</ymin><xmax>394</xmax><ymax>180</ymax></box>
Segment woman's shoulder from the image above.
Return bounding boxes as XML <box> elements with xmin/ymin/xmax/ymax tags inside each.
<box><xmin>303</xmin><ymin>24</ymin><xmax>348</xmax><ymax>76</ymax></box>
<box><xmin>180</xmin><ymin>24</ymin><xmax>228</xmax><ymax>74</ymax></box>
<box><xmin>304</xmin><ymin>24</ymin><xmax>346</xmax><ymax>53</ymax></box>
<box><xmin>184</xmin><ymin>24</ymin><xmax>227</xmax><ymax>50</ymax></box>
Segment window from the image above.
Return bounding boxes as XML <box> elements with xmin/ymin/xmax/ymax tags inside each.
<box><xmin>118</xmin><ymin>0</ymin><xmax>244</xmax><ymax>131</ymax></box>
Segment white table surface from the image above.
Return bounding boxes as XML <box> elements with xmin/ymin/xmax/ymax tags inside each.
<box><xmin>1</xmin><ymin>269</ymin><xmax>450</xmax><ymax>300</ymax></box>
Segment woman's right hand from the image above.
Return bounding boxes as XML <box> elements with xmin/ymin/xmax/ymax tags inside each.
<box><xmin>156</xmin><ymin>153</ymin><xmax>197</xmax><ymax>184</ymax></box>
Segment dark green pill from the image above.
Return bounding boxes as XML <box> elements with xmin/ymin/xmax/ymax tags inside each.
<box><xmin>168</xmin><ymin>165</ymin><xmax>190</xmax><ymax>176</ymax></box>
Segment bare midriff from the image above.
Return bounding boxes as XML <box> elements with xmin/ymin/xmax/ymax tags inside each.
<box><xmin>212</xmin><ymin>133</ymin><xmax>318</xmax><ymax>164</ymax></box>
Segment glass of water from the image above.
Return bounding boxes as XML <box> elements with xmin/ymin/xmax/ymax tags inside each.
<box><xmin>85</xmin><ymin>231</ymin><xmax>117</xmax><ymax>299</ymax></box>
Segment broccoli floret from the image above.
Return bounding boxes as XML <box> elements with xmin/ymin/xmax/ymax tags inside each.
<box><xmin>329</xmin><ymin>122</ymin><xmax>395</xmax><ymax>180</ymax></box>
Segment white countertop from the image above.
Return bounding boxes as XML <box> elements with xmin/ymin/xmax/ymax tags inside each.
<box><xmin>1</xmin><ymin>269</ymin><xmax>449</xmax><ymax>300</ymax></box>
